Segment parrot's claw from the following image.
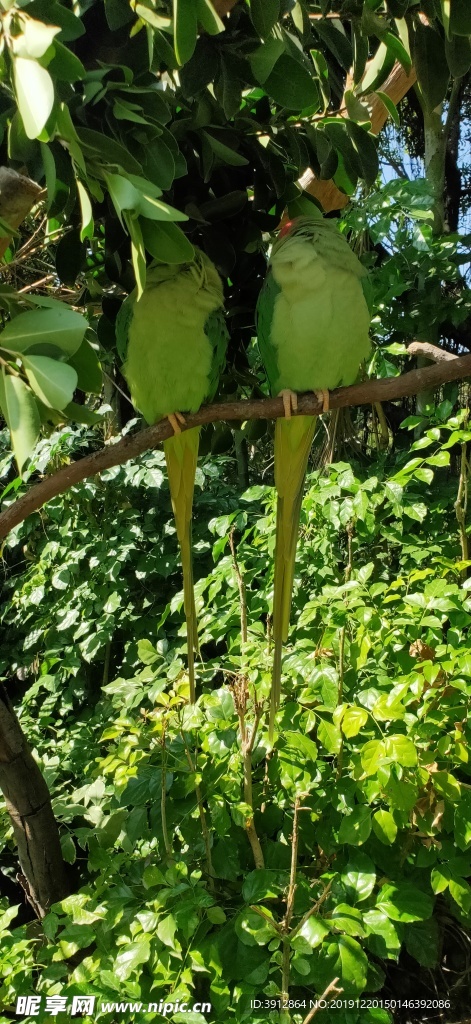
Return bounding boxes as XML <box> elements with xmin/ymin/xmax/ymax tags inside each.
<box><xmin>314</xmin><ymin>389</ymin><xmax>330</xmax><ymax>413</ymax></box>
<box><xmin>278</xmin><ymin>389</ymin><xmax>298</xmax><ymax>419</ymax></box>
<box><xmin>167</xmin><ymin>411</ymin><xmax>186</xmax><ymax>435</ymax></box>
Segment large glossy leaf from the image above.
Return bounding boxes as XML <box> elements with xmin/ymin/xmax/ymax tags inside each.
<box><xmin>250</xmin><ymin>0</ymin><xmax>280</xmax><ymax>38</ymax></box>
<box><xmin>23</xmin><ymin>355</ymin><xmax>78</xmax><ymax>410</ymax></box>
<box><xmin>411</xmin><ymin>21</ymin><xmax>449</xmax><ymax>110</ymax></box>
<box><xmin>67</xmin><ymin>340</ymin><xmax>102</xmax><ymax>394</ymax></box>
<box><xmin>338</xmin><ymin>805</ymin><xmax>372</xmax><ymax>846</ymax></box>
<box><xmin>174</xmin><ymin>0</ymin><xmax>198</xmax><ymax>65</ymax></box>
<box><xmin>14</xmin><ymin>57</ymin><xmax>54</xmax><ymax>139</ymax></box>
<box><xmin>264</xmin><ymin>54</ymin><xmax>320</xmax><ymax>111</ymax></box>
<box><xmin>140</xmin><ymin>219</ymin><xmax>195</xmax><ymax>263</ymax></box>
<box><xmin>0</xmin><ymin>370</ymin><xmax>40</xmax><ymax>472</ymax></box>
<box><xmin>376</xmin><ymin>884</ymin><xmax>433</xmax><ymax>922</ymax></box>
<box><xmin>0</xmin><ymin>308</ymin><xmax>87</xmax><ymax>357</ymax></box>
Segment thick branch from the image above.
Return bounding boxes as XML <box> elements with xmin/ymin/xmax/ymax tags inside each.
<box><xmin>301</xmin><ymin>62</ymin><xmax>417</xmax><ymax>212</ymax></box>
<box><xmin>2</xmin><ymin>353</ymin><xmax>471</xmax><ymax>540</ymax></box>
<box><xmin>408</xmin><ymin>341</ymin><xmax>457</xmax><ymax>363</ymax></box>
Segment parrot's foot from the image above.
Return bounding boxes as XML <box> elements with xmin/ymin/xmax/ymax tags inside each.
<box><xmin>167</xmin><ymin>411</ymin><xmax>186</xmax><ymax>435</ymax></box>
<box><xmin>278</xmin><ymin>389</ymin><xmax>298</xmax><ymax>419</ymax></box>
<box><xmin>314</xmin><ymin>389</ymin><xmax>330</xmax><ymax>413</ymax></box>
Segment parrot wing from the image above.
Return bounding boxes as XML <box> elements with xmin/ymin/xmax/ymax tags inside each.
<box><xmin>255</xmin><ymin>270</ymin><xmax>281</xmax><ymax>395</ymax></box>
<box><xmin>205</xmin><ymin>307</ymin><xmax>230</xmax><ymax>403</ymax></box>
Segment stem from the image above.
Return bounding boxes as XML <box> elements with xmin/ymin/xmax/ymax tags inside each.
<box><xmin>337</xmin><ymin>524</ymin><xmax>353</xmax><ymax>780</ymax></box>
<box><xmin>229</xmin><ymin>527</ymin><xmax>247</xmax><ymax>647</ymax></box>
<box><xmin>234</xmin><ymin>679</ymin><xmax>264</xmax><ymax>869</ymax></box>
<box><xmin>280</xmin><ymin>798</ymin><xmax>301</xmax><ymax>1021</ymax></box>
<box><xmin>301</xmin><ymin>977</ymin><xmax>343</xmax><ymax>1024</ymax></box>
<box><xmin>160</xmin><ymin>726</ymin><xmax>172</xmax><ymax>859</ymax></box>
<box><xmin>454</xmin><ymin>429</ymin><xmax>469</xmax><ymax>577</ymax></box>
<box><xmin>181</xmin><ymin>735</ymin><xmax>215</xmax><ymax>890</ymax></box>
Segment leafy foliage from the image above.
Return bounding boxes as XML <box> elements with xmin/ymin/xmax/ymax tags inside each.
<box><xmin>1</xmin><ymin>410</ymin><xmax>471</xmax><ymax>1019</ymax></box>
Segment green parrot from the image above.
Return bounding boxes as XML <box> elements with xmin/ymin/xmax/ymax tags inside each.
<box><xmin>256</xmin><ymin>215</ymin><xmax>371</xmax><ymax>739</ymax></box>
<box><xmin>118</xmin><ymin>250</ymin><xmax>229</xmax><ymax>701</ymax></box>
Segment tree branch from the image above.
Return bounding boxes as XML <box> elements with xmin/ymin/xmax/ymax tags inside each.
<box><xmin>0</xmin><ymin>168</ymin><xmax>43</xmax><ymax>260</ymax></box>
<box><xmin>407</xmin><ymin>341</ymin><xmax>457</xmax><ymax>363</ymax></box>
<box><xmin>2</xmin><ymin>353</ymin><xmax>471</xmax><ymax>540</ymax></box>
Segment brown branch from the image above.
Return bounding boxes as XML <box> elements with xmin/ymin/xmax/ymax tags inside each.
<box><xmin>301</xmin><ymin>61</ymin><xmax>417</xmax><ymax>212</ymax></box>
<box><xmin>408</xmin><ymin>341</ymin><xmax>457</xmax><ymax>363</ymax></box>
<box><xmin>2</xmin><ymin>353</ymin><xmax>471</xmax><ymax>540</ymax></box>
<box><xmin>302</xmin><ymin>977</ymin><xmax>343</xmax><ymax>1024</ymax></box>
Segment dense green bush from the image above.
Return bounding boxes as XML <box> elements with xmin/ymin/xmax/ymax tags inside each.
<box><xmin>1</xmin><ymin>407</ymin><xmax>471</xmax><ymax>1023</ymax></box>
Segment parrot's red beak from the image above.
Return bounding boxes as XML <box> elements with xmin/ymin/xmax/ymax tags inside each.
<box><xmin>278</xmin><ymin>219</ymin><xmax>293</xmax><ymax>238</ymax></box>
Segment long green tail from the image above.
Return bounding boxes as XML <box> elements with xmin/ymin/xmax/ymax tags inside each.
<box><xmin>164</xmin><ymin>427</ymin><xmax>200</xmax><ymax>702</ymax></box>
<box><xmin>270</xmin><ymin>415</ymin><xmax>317</xmax><ymax>740</ymax></box>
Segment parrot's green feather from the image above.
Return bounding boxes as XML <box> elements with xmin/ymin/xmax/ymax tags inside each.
<box><xmin>120</xmin><ymin>249</ymin><xmax>228</xmax><ymax>700</ymax></box>
<box><xmin>256</xmin><ymin>271</ymin><xmax>281</xmax><ymax>393</ymax></box>
<box><xmin>256</xmin><ymin>215</ymin><xmax>371</xmax><ymax>741</ymax></box>
<box><xmin>164</xmin><ymin>428</ymin><xmax>200</xmax><ymax>702</ymax></box>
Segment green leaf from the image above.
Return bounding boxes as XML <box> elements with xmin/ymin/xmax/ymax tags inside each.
<box><xmin>341</xmin><ymin>852</ymin><xmax>376</xmax><ymax>902</ymax></box>
<box><xmin>250</xmin><ymin>0</ymin><xmax>280</xmax><ymax>38</ymax></box>
<box><xmin>0</xmin><ymin>370</ymin><xmax>40</xmax><ymax>473</ymax></box>
<box><xmin>317</xmin><ymin>935</ymin><xmax>368</xmax><ymax>996</ymax></box>
<box><xmin>329</xmin><ymin>904</ymin><xmax>365</xmax><ymax>937</ymax></box>
<box><xmin>13</xmin><ymin>17</ymin><xmax>60</xmax><ymax>58</ymax></box>
<box><xmin>345</xmin><ymin>121</ymin><xmax>378</xmax><ymax>185</ymax></box>
<box><xmin>77</xmin><ymin>181</ymin><xmax>94</xmax><ymax>240</ymax></box>
<box><xmin>67</xmin><ymin>340</ymin><xmax>102</xmax><ymax>394</ymax></box>
<box><xmin>76</xmin><ymin>128</ymin><xmax>143</xmax><ymax>176</ymax></box>
<box><xmin>342</xmin><ymin>706</ymin><xmax>368</xmax><ymax>738</ymax></box>
<box><xmin>23</xmin><ymin>355</ymin><xmax>77</xmax><ymax>410</ymax></box>
<box><xmin>384</xmin><ymin>734</ymin><xmax>417</xmax><ymax>766</ymax></box>
<box><xmin>317</xmin><ymin>718</ymin><xmax>341</xmax><ymax>754</ymax></box>
<box><xmin>235</xmin><ymin>908</ymin><xmax>278</xmax><ymax>947</ymax></box>
<box><xmin>372</xmin><ymin>809</ymin><xmax>397</xmax><ymax>845</ymax></box>
<box><xmin>338</xmin><ymin>806</ymin><xmax>372</xmax><ymax>846</ymax></box>
<box><xmin>297</xmin><ymin>915</ymin><xmax>330</xmax><ymax>949</ymax></box>
<box><xmin>0</xmin><ymin>307</ymin><xmax>87</xmax><ymax>357</ymax></box>
<box><xmin>404</xmin><ymin>919</ymin><xmax>439</xmax><ymax>967</ymax></box>
<box><xmin>60</xmin><ymin>833</ymin><xmax>77</xmax><ymax>864</ymax></box>
<box><xmin>14</xmin><ymin>57</ymin><xmax>54</xmax><ymax>140</ymax></box>
<box><xmin>445</xmin><ymin>34</ymin><xmax>471</xmax><ymax>78</ymax></box>
<box><xmin>454</xmin><ymin>792</ymin><xmax>471</xmax><ymax>851</ymax></box>
<box><xmin>264</xmin><ymin>54</ymin><xmax>320</xmax><ymax>111</ymax></box>
<box><xmin>242</xmin><ymin>869</ymin><xmax>283</xmax><ymax>903</ymax></box>
<box><xmin>450</xmin><ymin>0</ymin><xmax>471</xmax><ymax>36</ymax></box>
<box><xmin>115</xmin><ymin>938</ymin><xmax>151</xmax><ymax>980</ymax></box>
<box><xmin>174</xmin><ymin>0</ymin><xmax>198</xmax><ymax>65</ymax></box>
<box><xmin>202</xmin><ymin>131</ymin><xmax>249</xmax><ymax>167</ymax></box>
<box><xmin>196</xmin><ymin>0</ymin><xmax>225</xmax><ymax>35</ymax></box>
<box><xmin>56</xmin><ymin>228</ymin><xmax>85</xmax><ymax>287</ymax></box>
<box><xmin>363</xmin><ymin>909</ymin><xmax>401</xmax><ymax>959</ymax></box>
<box><xmin>360</xmin><ymin>41</ymin><xmax>395</xmax><ymax>94</ymax></box>
<box><xmin>375</xmin><ymin>90</ymin><xmax>400</xmax><ymax>125</ymax></box>
<box><xmin>124</xmin><ymin>212</ymin><xmax>146</xmax><ymax>300</ymax></box>
<box><xmin>48</xmin><ymin>39</ymin><xmax>85</xmax><ymax>82</ymax></box>
<box><xmin>140</xmin><ymin>219</ymin><xmax>194</xmax><ymax>265</ymax></box>
<box><xmin>250</xmin><ymin>36</ymin><xmax>285</xmax><ymax>85</ymax></box>
<box><xmin>376</xmin><ymin>884</ymin><xmax>433</xmax><ymax>923</ymax></box>
<box><xmin>411</xmin><ymin>20</ymin><xmax>449</xmax><ymax>110</ymax></box>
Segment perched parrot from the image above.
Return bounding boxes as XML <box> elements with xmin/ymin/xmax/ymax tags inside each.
<box><xmin>256</xmin><ymin>216</ymin><xmax>371</xmax><ymax>739</ymax></box>
<box><xmin>118</xmin><ymin>250</ymin><xmax>229</xmax><ymax>701</ymax></box>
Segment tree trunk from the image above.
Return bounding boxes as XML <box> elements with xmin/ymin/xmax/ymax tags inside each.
<box><xmin>0</xmin><ymin>684</ymin><xmax>69</xmax><ymax>918</ymax></box>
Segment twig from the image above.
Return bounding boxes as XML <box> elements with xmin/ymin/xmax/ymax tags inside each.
<box><xmin>290</xmin><ymin>879</ymin><xmax>333</xmax><ymax>940</ymax></box>
<box><xmin>229</xmin><ymin>527</ymin><xmax>247</xmax><ymax>647</ymax></box>
<box><xmin>408</xmin><ymin>341</ymin><xmax>457</xmax><ymax>363</ymax></box>
<box><xmin>160</xmin><ymin>725</ymin><xmax>173</xmax><ymax>859</ymax></box>
<box><xmin>280</xmin><ymin>798</ymin><xmax>301</xmax><ymax>1016</ymax></box>
<box><xmin>302</xmin><ymin>977</ymin><xmax>343</xmax><ymax>1024</ymax></box>
<box><xmin>233</xmin><ymin>678</ymin><xmax>265</xmax><ymax>869</ymax></box>
<box><xmin>336</xmin><ymin>523</ymin><xmax>354</xmax><ymax>779</ymax></box>
<box><xmin>2</xmin><ymin>354</ymin><xmax>471</xmax><ymax>540</ymax></box>
<box><xmin>455</xmin><ymin>421</ymin><xmax>469</xmax><ymax>577</ymax></box>
<box><xmin>181</xmin><ymin>735</ymin><xmax>215</xmax><ymax>890</ymax></box>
